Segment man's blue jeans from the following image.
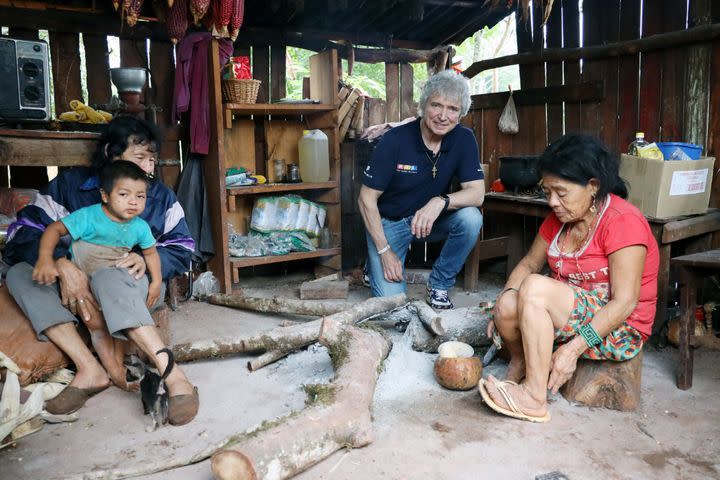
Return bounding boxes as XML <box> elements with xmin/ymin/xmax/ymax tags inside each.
<box><xmin>365</xmin><ymin>207</ymin><xmax>483</xmax><ymax>297</ymax></box>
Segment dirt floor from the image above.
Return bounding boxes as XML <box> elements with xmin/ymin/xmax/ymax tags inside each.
<box><xmin>2</xmin><ymin>272</ymin><xmax>720</xmax><ymax>480</ymax></box>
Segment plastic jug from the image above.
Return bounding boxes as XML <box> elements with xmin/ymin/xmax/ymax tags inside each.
<box><xmin>298</xmin><ymin>129</ymin><xmax>330</xmax><ymax>182</ymax></box>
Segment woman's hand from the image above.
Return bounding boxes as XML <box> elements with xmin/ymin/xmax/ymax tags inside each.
<box><xmin>411</xmin><ymin>197</ymin><xmax>445</xmax><ymax>239</ymax></box>
<box><xmin>547</xmin><ymin>340</ymin><xmax>584</xmax><ymax>393</ymax></box>
<box><xmin>55</xmin><ymin>258</ymin><xmax>100</xmax><ymax>322</ymax></box>
<box><xmin>380</xmin><ymin>249</ymin><xmax>404</xmax><ymax>283</ymax></box>
<box><xmin>116</xmin><ymin>252</ymin><xmax>147</xmax><ymax>279</ymax></box>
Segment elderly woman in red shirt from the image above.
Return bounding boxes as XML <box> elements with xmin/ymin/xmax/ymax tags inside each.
<box><xmin>479</xmin><ymin>134</ymin><xmax>660</xmax><ymax>422</ymax></box>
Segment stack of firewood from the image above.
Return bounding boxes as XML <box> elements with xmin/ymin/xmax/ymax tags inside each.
<box><xmin>337</xmin><ymin>82</ymin><xmax>365</xmax><ymax>141</ymax></box>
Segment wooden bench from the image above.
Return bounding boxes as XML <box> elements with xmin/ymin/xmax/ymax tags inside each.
<box><xmin>670</xmin><ymin>249</ymin><xmax>720</xmax><ymax>390</ymax></box>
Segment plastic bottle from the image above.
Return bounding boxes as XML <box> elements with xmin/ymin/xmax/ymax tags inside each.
<box><xmin>298</xmin><ymin>129</ymin><xmax>330</xmax><ymax>182</ymax></box>
<box><xmin>628</xmin><ymin>132</ymin><xmax>649</xmax><ymax>156</ymax></box>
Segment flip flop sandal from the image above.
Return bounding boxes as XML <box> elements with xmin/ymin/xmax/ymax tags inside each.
<box><xmin>478</xmin><ymin>378</ymin><xmax>551</xmax><ymax>423</ymax></box>
<box><xmin>44</xmin><ymin>385</ymin><xmax>108</xmax><ymax>415</ymax></box>
<box><xmin>168</xmin><ymin>386</ymin><xmax>199</xmax><ymax>426</ymax></box>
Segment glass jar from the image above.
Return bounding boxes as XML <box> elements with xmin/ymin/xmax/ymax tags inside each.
<box><xmin>287</xmin><ymin>163</ymin><xmax>301</xmax><ymax>183</ymax></box>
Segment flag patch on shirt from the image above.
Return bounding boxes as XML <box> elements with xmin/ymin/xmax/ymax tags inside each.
<box><xmin>396</xmin><ymin>164</ymin><xmax>417</xmax><ymax>173</ymax></box>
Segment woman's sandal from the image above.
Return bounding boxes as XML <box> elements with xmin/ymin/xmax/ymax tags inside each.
<box><xmin>168</xmin><ymin>386</ymin><xmax>199</xmax><ymax>426</ymax></box>
<box><xmin>478</xmin><ymin>378</ymin><xmax>551</xmax><ymax>423</ymax></box>
<box><xmin>44</xmin><ymin>385</ymin><xmax>109</xmax><ymax>415</ymax></box>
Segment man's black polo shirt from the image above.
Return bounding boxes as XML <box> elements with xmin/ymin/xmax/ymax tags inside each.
<box><xmin>362</xmin><ymin>118</ymin><xmax>483</xmax><ymax>219</ymax></box>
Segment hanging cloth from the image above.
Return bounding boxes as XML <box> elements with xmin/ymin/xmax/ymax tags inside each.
<box><xmin>176</xmin><ymin>154</ymin><xmax>214</xmax><ymax>264</ymax></box>
<box><xmin>173</xmin><ymin>32</ymin><xmax>233</xmax><ymax>155</ymax></box>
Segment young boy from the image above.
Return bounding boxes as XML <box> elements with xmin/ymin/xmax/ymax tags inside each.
<box><xmin>33</xmin><ymin>160</ymin><xmax>162</xmax><ymax>309</ymax></box>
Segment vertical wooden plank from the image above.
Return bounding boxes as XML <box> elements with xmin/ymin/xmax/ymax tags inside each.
<box><xmin>150</xmin><ymin>40</ymin><xmax>180</xmax><ymax>188</ymax></box>
<box><xmin>399</xmin><ymin>62</ymin><xmax>414</xmax><ymax>119</ymax></box>
<box><xmin>581</xmin><ymin>0</ymin><xmax>620</xmax><ymax>150</ymax></box>
<box><xmin>638</xmin><ymin>1</ymin><xmax>663</xmax><ymax>141</ymax></box>
<box><xmin>684</xmin><ymin>0</ymin><xmax>712</xmax><ymax>147</ymax></box>
<box><xmin>120</xmin><ymin>38</ymin><xmax>148</xmax><ymax>106</ymax></box>
<box><xmin>49</xmin><ymin>31</ymin><xmax>83</xmax><ymax>113</ymax></box>
<box><xmin>514</xmin><ymin>1</ymin><xmax>545</xmax><ymax>155</ymax></box>
<box><xmin>83</xmin><ymin>34</ymin><xmax>111</xmax><ymax>106</ymax></box>
<box><xmin>270</xmin><ymin>45</ymin><xmax>287</xmax><ymax>102</ymax></box>
<box><xmin>204</xmin><ymin>39</ymin><xmax>231</xmax><ymax>292</ymax></box>
<box><xmin>658</xmin><ymin>0</ymin><xmax>687</xmax><ymax>142</ymax></box>
<box><xmin>545</xmin><ymin>0</ymin><xmax>564</xmax><ymax>143</ymax></box>
<box><xmin>367</xmin><ymin>97</ymin><xmax>386</xmax><ymax>125</ymax></box>
<box><xmin>482</xmin><ymin>108</ymin><xmax>512</xmax><ymax>186</ymax></box>
<box><xmin>385</xmin><ymin>63</ymin><xmax>400</xmax><ymax>122</ymax></box>
<box><xmin>616</xmin><ymin>0</ymin><xmax>641</xmax><ymax>152</ymax></box>
<box><xmin>252</xmin><ymin>45</ymin><xmax>270</xmax><ymax>104</ymax></box>
<box><xmin>7</xmin><ymin>28</ymin><xmax>46</xmax><ymax>188</ymax></box>
<box><xmin>302</xmin><ymin>77</ymin><xmax>310</xmax><ymax>99</ymax></box>
<box><xmin>563</xmin><ymin>0</ymin><xmax>582</xmax><ymax>133</ymax></box>
<box><xmin>309</xmin><ymin>50</ymin><xmax>338</xmax><ymax>105</ymax></box>
<box><xmin>706</xmin><ymin>1</ymin><xmax>720</xmax><ymax>208</ymax></box>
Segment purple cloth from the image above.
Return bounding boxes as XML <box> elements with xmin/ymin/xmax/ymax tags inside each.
<box><xmin>173</xmin><ymin>32</ymin><xmax>233</xmax><ymax>155</ymax></box>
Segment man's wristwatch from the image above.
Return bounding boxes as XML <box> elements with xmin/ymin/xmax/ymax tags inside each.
<box><xmin>439</xmin><ymin>194</ymin><xmax>450</xmax><ymax>213</ymax></box>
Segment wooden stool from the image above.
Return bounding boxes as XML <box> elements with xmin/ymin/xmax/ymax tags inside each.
<box><xmin>560</xmin><ymin>351</ymin><xmax>643</xmax><ymax>411</ymax></box>
<box><xmin>671</xmin><ymin>249</ymin><xmax>720</xmax><ymax>390</ymax></box>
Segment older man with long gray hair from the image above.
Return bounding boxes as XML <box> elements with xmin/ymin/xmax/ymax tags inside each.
<box><xmin>358</xmin><ymin>69</ymin><xmax>485</xmax><ymax>309</ymax></box>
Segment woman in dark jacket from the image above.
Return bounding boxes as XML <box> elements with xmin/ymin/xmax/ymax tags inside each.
<box><xmin>4</xmin><ymin>116</ymin><xmax>198</xmax><ymax>425</ymax></box>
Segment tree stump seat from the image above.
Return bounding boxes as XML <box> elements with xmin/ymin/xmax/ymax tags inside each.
<box><xmin>560</xmin><ymin>350</ymin><xmax>643</xmax><ymax>411</ymax></box>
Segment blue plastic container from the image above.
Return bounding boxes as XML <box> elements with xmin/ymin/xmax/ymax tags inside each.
<box><xmin>656</xmin><ymin>142</ymin><xmax>702</xmax><ymax>160</ymax></box>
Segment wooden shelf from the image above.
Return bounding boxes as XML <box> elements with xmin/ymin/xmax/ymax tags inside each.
<box><xmin>224</xmin><ymin>103</ymin><xmax>335</xmax><ymax>116</ymax></box>
<box><xmin>229</xmin><ymin>247</ymin><xmax>341</xmax><ymax>268</ymax></box>
<box><xmin>227</xmin><ymin>181</ymin><xmax>338</xmax><ymax>196</ymax></box>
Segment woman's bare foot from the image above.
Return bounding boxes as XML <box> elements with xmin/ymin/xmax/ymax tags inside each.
<box><xmin>485</xmin><ymin>374</ymin><xmax>547</xmax><ymax>418</ymax></box>
<box><xmin>505</xmin><ymin>358</ymin><xmax>526</xmax><ymax>383</ymax></box>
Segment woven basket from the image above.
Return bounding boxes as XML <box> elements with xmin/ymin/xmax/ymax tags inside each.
<box><xmin>222</xmin><ymin>78</ymin><xmax>261</xmax><ymax>104</ymax></box>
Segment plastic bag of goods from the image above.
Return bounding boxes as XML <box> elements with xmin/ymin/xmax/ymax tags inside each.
<box><xmin>275</xmin><ymin>196</ymin><xmax>301</xmax><ymax>231</ymax></box>
<box><xmin>294</xmin><ymin>198</ymin><xmax>311</xmax><ymax>231</ymax></box>
<box><xmin>250</xmin><ymin>197</ymin><xmax>278</xmax><ymax>232</ymax></box>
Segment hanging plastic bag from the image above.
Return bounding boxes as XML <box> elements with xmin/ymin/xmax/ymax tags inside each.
<box><xmin>498</xmin><ymin>86</ymin><xmax>519</xmax><ymax>135</ymax></box>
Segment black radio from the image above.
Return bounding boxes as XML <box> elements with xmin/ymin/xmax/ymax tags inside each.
<box><xmin>0</xmin><ymin>37</ymin><xmax>51</xmax><ymax>121</ymax></box>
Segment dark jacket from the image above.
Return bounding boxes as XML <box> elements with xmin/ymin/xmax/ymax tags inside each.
<box><xmin>4</xmin><ymin>167</ymin><xmax>194</xmax><ymax>279</ymax></box>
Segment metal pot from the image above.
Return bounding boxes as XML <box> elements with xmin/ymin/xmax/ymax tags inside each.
<box><xmin>499</xmin><ymin>155</ymin><xmax>541</xmax><ymax>190</ymax></box>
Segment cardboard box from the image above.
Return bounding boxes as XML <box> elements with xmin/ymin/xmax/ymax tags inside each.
<box><xmin>619</xmin><ymin>154</ymin><xmax>715</xmax><ymax>218</ymax></box>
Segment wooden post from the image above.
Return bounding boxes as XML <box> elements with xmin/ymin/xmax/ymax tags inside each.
<box><xmin>400</xmin><ymin>63</ymin><xmax>414</xmax><ymax>119</ymax></box>
<box><xmin>204</xmin><ymin>39</ymin><xmax>232</xmax><ymax>293</ymax></box>
<box><xmin>684</xmin><ymin>0</ymin><xmax>712</xmax><ymax>147</ymax></box>
<box><xmin>253</xmin><ymin>45</ymin><xmax>270</xmax><ymax>104</ymax></box>
<box><xmin>82</xmin><ymin>34</ymin><xmax>112</xmax><ymax>106</ymax></box>
<box><xmin>385</xmin><ymin>63</ymin><xmax>400</xmax><ymax>122</ymax></box>
<box><xmin>270</xmin><ymin>45</ymin><xmax>287</xmax><ymax>102</ymax></box>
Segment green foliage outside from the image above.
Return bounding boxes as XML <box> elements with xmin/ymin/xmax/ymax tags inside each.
<box><xmin>285</xmin><ymin>12</ymin><xmax>520</xmax><ymax>102</ymax></box>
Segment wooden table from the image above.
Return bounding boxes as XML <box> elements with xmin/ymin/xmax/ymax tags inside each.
<box><xmin>467</xmin><ymin>192</ymin><xmax>720</xmax><ymax>334</ymax></box>
<box><xmin>670</xmin><ymin>249</ymin><xmax>720</xmax><ymax>389</ymax></box>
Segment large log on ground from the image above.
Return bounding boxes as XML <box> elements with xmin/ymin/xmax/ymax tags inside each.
<box><xmin>209</xmin><ymin>293</ymin><xmax>353</xmax><ymax>316</ymax></box>
<box><xmin>211</xmin><ymin>319</ymin><xmax>392</xmax><ymax>480</ymax></box>
<box><xmin>561</xmin><ymin>351</ymin><xmax>643</xmax><ymax>412</ymax></box>
<box><xmin>408</xmin><ymin>306</ymin><xmax>493</xmax><ymax>352</ymax></box>
<box><xmin>173</xmin><ymin>294</ymin><xmax>407</xmax><ymax>367</ymax></box>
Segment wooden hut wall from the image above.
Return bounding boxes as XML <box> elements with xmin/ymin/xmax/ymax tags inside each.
<box><xmin>0</xmin><ymin>24</ymin><xmax>182</xmax><ymax>189</ymax></box>
<box><xmin>465</xmin><ymin>0</ymin><xmax>720</xmax><ymax>209</ymax></box>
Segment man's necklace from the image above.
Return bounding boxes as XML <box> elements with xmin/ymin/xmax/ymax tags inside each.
<box><xmin>425</xmin><ymin>151</ymin><xmax>441</xmax><ymax>178</ymax></box>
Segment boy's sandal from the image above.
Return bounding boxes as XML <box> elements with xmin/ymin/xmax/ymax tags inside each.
<box><xmin>168</xmin><ymin>386</ymin><xmax>199</xmax><ymax>426</ymax></box>
<box><xmin>44</xmin><ymin>385</ymin><xmax>108</xmax><ymax>415</ymax></box>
